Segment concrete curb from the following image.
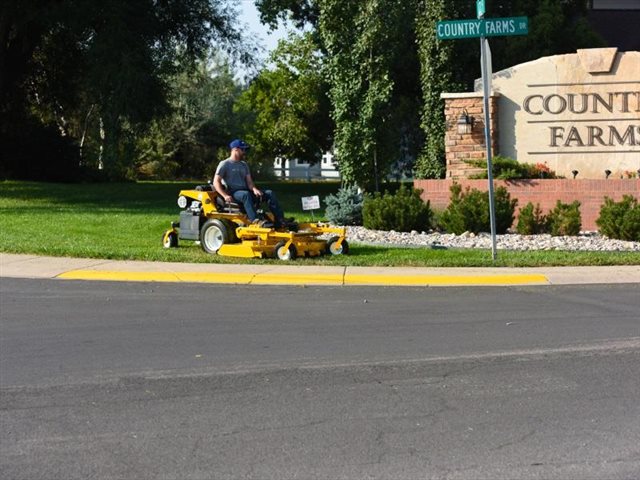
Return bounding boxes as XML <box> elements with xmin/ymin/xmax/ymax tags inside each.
<box><xmin>2</xmin><ymin>253</ymin><xmax>639</xmax><ymax>287</ymax></box>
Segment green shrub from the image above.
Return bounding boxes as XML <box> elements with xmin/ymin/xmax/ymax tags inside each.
<box><xmin>439</xmin><ymin>184</ymin><xmax>482</xmax><ymax>234</ymax></box>
<box><xmin>516</xmin><ymin>202</ymin><xmax>549</xmax><ymax>235</ymax></box>
<box><xmin>362</xmin><ymin>186</ymin><xmax>432</xmax><ymax>232</ymax></box>
<box><xmin>596</xmin><ymin>195</ymin><xmax>640</xmax><ymax>241</ymax></box>
<box><xmin>494</xmin><ymin>186</ymin><xmax>518</xmax><ymax>233</ymax></box>
<box><xmin>324</xmin><ymin>185</ymin><xmax>364</xmax><ymax>225</ymax></box>
<box><xmin>438</xmin><ymin>183</ymin><xmax>517</xmax><ymax>234</ymax></box>
<box><xmin>467</xmin><ymin>156</ymin><xmax>558</xmax><ymax>180</ymax></box>
<box><xmin>548</xmin><ymin>200</ymin><xmax>582</xmax><ymax>236</ymax></box>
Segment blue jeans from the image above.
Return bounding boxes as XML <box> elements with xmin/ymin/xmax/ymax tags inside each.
<box><xmin>232</xmin><ymin>189</ymin><xmax>284</xmax><ymax>223</ymax></box>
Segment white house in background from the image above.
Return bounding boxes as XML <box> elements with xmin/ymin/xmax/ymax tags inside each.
<box><xmin>273</xmin><ymin>152</ymin><xmax>340</xmax><ymax>180</ymax></box>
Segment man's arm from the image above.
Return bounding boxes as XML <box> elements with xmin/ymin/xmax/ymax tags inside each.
<box><xmin>213</xmin><ymin>174</ymin><xmax>233</xmax><ymax>202</ymax></box>
<box><xmin>245</xmin><ymin>173</ymin><xmax>262</xmax><ymax>197</ymax></box>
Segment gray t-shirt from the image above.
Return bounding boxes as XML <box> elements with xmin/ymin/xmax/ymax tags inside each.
<box><xmin>215</xmin><ymin>158</ymin><xmax>250</xmax><ymax>192</ymax></box>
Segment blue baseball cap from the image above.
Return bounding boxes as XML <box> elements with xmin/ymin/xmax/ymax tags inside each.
<box><xmin>229</xmin><ymin>139</ymin><xmax>250</xmax><ymax>151</ymax></box>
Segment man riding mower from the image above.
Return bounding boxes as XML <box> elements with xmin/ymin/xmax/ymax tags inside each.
<box><xmin>162</xmin><ymin>182</ymin><xmax>349</xmax><ymax>260</ymax></box>
<box><xmin>162</xmin><ymin>139</ymin><xmax>348</xmax><ymax>260</ymax></box>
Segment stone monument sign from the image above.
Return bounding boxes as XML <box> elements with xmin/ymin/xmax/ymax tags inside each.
<box><xmin>471</xmin><ymin>48</ymin><xmax>639</xmax><ymax>178</ymax></box>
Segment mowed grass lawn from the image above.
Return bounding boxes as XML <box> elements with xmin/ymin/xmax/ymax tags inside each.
<box><xmin>1</xmin><ymin>180</ymin><xmax>639</xmax><ymax>267</ymax></box>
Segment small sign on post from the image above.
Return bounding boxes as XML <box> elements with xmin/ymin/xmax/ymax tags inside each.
<box><xmin>301</xmin><ymin>195</ymin><xmax>321</xmax><ymax>221</ymax></box>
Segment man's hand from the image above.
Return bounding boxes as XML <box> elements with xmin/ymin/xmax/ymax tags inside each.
<box><xmin>252</xmin><ymin>187</ymin><xmax>263</xmax><ymax>197</ymax></box>
<box><xmin>223</xmin><ymin>194</ymin><xmax>233</xmax><ymax>203</ymax></box>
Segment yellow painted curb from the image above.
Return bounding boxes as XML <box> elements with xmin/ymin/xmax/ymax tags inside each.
<box><xmin>252</xmin><ymin>274</ymin><xmax>343</xmax><ymax>285</ymax></box>
<box><xmin>344</xmin><ymin>273</ymin><xmax>549</xmax><ymax>286</ymax></box>
<box><xmin>58</xmin><ymin>271</ymin><xmax>180</xmax><ymax>282</ymax></box>
<box><xmin>57</xmin><ymin>269</ymin><xmax>549</xmax><ymax>286</ymax></box>
<box><xmin>175</xmin><ymin>272</ymin><xmax>253</xmax><ymax>284</ymax></box>
<box><xmin>57</xmin><ymin>270</ymin><xmax>253</xmax><ymax>284</ymax></box>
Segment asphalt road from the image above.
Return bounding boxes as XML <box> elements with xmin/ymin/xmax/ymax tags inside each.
<box><xmin>1</xmin><ymin>278</ymin><xmax>639</xmax><ymax>479</ymax></box>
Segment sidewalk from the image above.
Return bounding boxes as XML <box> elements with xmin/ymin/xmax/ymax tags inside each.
<box><xmin>2</xmin><ymin>253</ymin><xmax>639</xmax><ymax>287</ymax></box>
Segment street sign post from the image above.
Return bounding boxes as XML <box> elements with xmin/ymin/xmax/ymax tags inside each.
<box><xmin>480</xmin><ymin>38</ymin><xmax>498</xmax><ymax>260</ymax></box>
<box><xmin>437</xmin><ymin>11</ymin><xmax>529</xmax><ymax>261</ymax></box>
<box><xmin>436</xmin><ymin>17</ymin><xmax>528</xmax><ymax>40</ymax></box>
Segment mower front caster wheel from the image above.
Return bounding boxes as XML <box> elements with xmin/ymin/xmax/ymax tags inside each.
<box><xmin>162</xmin><ymin>230</ymin><xmax>178</xmax><ymax>248</ymax></box>
<box><xmin>327</xmin><ymin>236</ymin><xmax>349</xmax><ymax>255</ymax></box>
<box><xmin>274</xmin><ymin>241</ymin><xmax>297</xmax><ymax>261</ymax></box>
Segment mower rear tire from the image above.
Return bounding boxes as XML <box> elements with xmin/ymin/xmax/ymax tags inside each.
<box><xmin>274</xmin><ymin>241</ymin><xmax>297</xmax><ymax>261</ymax></box>
<box><xmin>326</xmin><ymin>236</ymin><xmax>349</xmax><ymax>255</ymax></box>
<box><xmin>200</xmin><ymin>219</ymin><xmax>228</xmax><ymax>254</ymax></box>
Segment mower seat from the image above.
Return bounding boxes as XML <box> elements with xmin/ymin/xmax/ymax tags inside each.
<box><xmin>215</xmin><ymin>195</ymin><xmax>244</xmax><ymax>214</ymax></box>
<box><xmin>194</xmin><ymin>184</ymin><xmax>245</xmax><ymax>214</ymax></box>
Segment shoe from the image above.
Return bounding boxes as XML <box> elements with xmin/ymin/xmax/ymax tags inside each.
<box><xmin>275</xmin><ymin>218</ymin><xmax>298</xmax><ymax>231</ymax></box>
<box><xmin>251</xmin><ymin>219</ymin><xmax>273</xmax><ymax>228</ymax></box>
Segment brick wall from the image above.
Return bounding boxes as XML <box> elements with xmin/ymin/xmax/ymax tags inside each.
<box><xmin>442</xmin><ymin>93</ymin><xmax>499</xmax><ymax>180</ymax></box>
<box><xmin>414</xmin><ymin>179</ymin><xmax>640</xmax><ymax>231</ymax></box>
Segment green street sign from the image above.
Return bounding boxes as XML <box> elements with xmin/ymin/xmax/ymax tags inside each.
<box><xmin>476</xmin><ymin>0</ymin><xmax>485</xmax><ymax>18</ymax></box>
<box><xmin>437</xmin><ymin>16</ymin><xmax>528</xmax><ymax>40</ymax></box>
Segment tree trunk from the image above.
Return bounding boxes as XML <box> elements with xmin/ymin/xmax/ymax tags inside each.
<box><xmin>79</xmin><ymin>105</ymin><xmax>95</xmax><ymax>164</ymax></box>
<box><xmin>98</xmin><ymin>116</ymin><xmax>105</xmax><ymax>170</ymax></box>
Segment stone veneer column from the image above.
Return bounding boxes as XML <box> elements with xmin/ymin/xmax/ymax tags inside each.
<box><xmin>441</xmin><ymin>92</ymin><xmax>500</xmax><ymax>179</ymax></box>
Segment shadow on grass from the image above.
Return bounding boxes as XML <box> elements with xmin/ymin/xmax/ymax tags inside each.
<box><xmin>0</xmin><ymin>181</ymin><xmax>341</xmax><ymax>218</ymax></box>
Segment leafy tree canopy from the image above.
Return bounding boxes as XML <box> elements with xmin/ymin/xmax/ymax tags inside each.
<box><xmin>235</xmin><ymin>32</ymin><xmax>333</xmax><ymax>175</ymax></box>
<box><xmin>136</xmin><ymin>52</ymin><xmax>246</xmax><ymax>181</ymax></box>
<box><xmin>0</xmin><ymin>0</ymin><xmax>250</xmax><ymax>180</ymax></box>
<box><xmin>255</xmin><ymin>0</ymin><xmax>319</xmax><ymax>30</ymax></box>
<box><xmin>319</xmin><ymin>0</ymin><xmax>422</xmax><ymax>191</ymax></box>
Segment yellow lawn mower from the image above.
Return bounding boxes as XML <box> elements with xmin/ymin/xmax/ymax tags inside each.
<box><xmin>162</xmin><ymin>184</ymin><xmax>349</xmax><ymax>260</ymax></box>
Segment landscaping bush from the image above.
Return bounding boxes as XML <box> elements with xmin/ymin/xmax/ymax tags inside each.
<box><xmin>516</xmin><ymin>202</ymin><xmax>549</xmax><ymax>235</ymax></box>
<box><xmin>439</xmin><ymin>183</ymin><xmax>517</xmax><ymax>234</ymax></box>
<box><xmin>494</xmin><ymin>186</ymin><xmax>518</xmax><ymax>233</ymax></box>
<box><xmin>467</xmin><ymin>156</ymin><xmax>558</xmax><ymax>180</ymax></box>
<box><xmin>548</xmin><ymin>200</ymin><xmax>582</xmax><ymax>236</ymax></box>
<box><xmin>438</xmin><ymin>184</ymin><xmax>484</xmax><ymax>235</ymax></box>
<box><xmin>324</xmin><ymin>185</ymin><xmax>363</xmax><ymax>225</ymax></box>
<box><xmin>362</xmin><ymin>186</ymin><xmax>432</xmax><ymax>232</ymax></box>
<box><xmin>596</xmin><ymin>195</ymin><xmax>640</xmax><ymax>241</ymax></box>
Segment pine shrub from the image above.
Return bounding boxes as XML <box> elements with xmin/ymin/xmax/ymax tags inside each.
<box><xmin>438</xmin><ymin>183</ymin><xmax>517</xmax><ymax>234</ymax></box>
<box><xmin>548</xmin><ymin>200</ymin><xmax>582</xmax><ymax>236</ymax></box>
<box><xmin>596</xmin><ymin>195</ymin><xmax>640</xmax><ymax>241</ymax></box>
<box><xmin>494</xmin><ymin>186</ymin><xmax>518</xmax><ymax>233</ymax></box>
<box><xmin>516</xmin><ymin>202</ymin><xmax>549</xmax><ymax>235</ymax></box>
<box><xmin>324</xmin><ymin>185</ymin><xmax>363</xmax><ymax>226</ymax></box>
<box><xmin>362</xmin><ymin>186</ymin><xmax>432</xmax><ymax>232</ymax></box>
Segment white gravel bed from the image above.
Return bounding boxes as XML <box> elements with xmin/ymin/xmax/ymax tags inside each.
<box><xmin>345</xmin><ymin>226</ymin><xmax>640</xmax><ymax>252</ymax></box>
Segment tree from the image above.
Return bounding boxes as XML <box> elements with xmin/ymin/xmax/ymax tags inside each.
<box><xmin>1</xmin><ymin>0</ymin><xmax>248</xmax><ymax>180</ymax></box>
<box><xmin>414</xmin><ymin>0</ymin><xmax>473</xmax><ymax>180</ymax></box>
<box><xmin>319</xmin><ymin>0</ymin><xmax>421</xmax><ymax>191</ymax></box>
<box><xmin>255</xmin><ymin>0</ymin><xmax>319</xmax><ymax>30</ymax></box>
<box><xmin>235</xmin><ymin>32</ymin><xmax>333</xmax><ymax>177</ymax></box>
<box><xmin>135</xmin><ymin>53</ymin><xmax>245</xmax><ymax>180</ymax></box>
